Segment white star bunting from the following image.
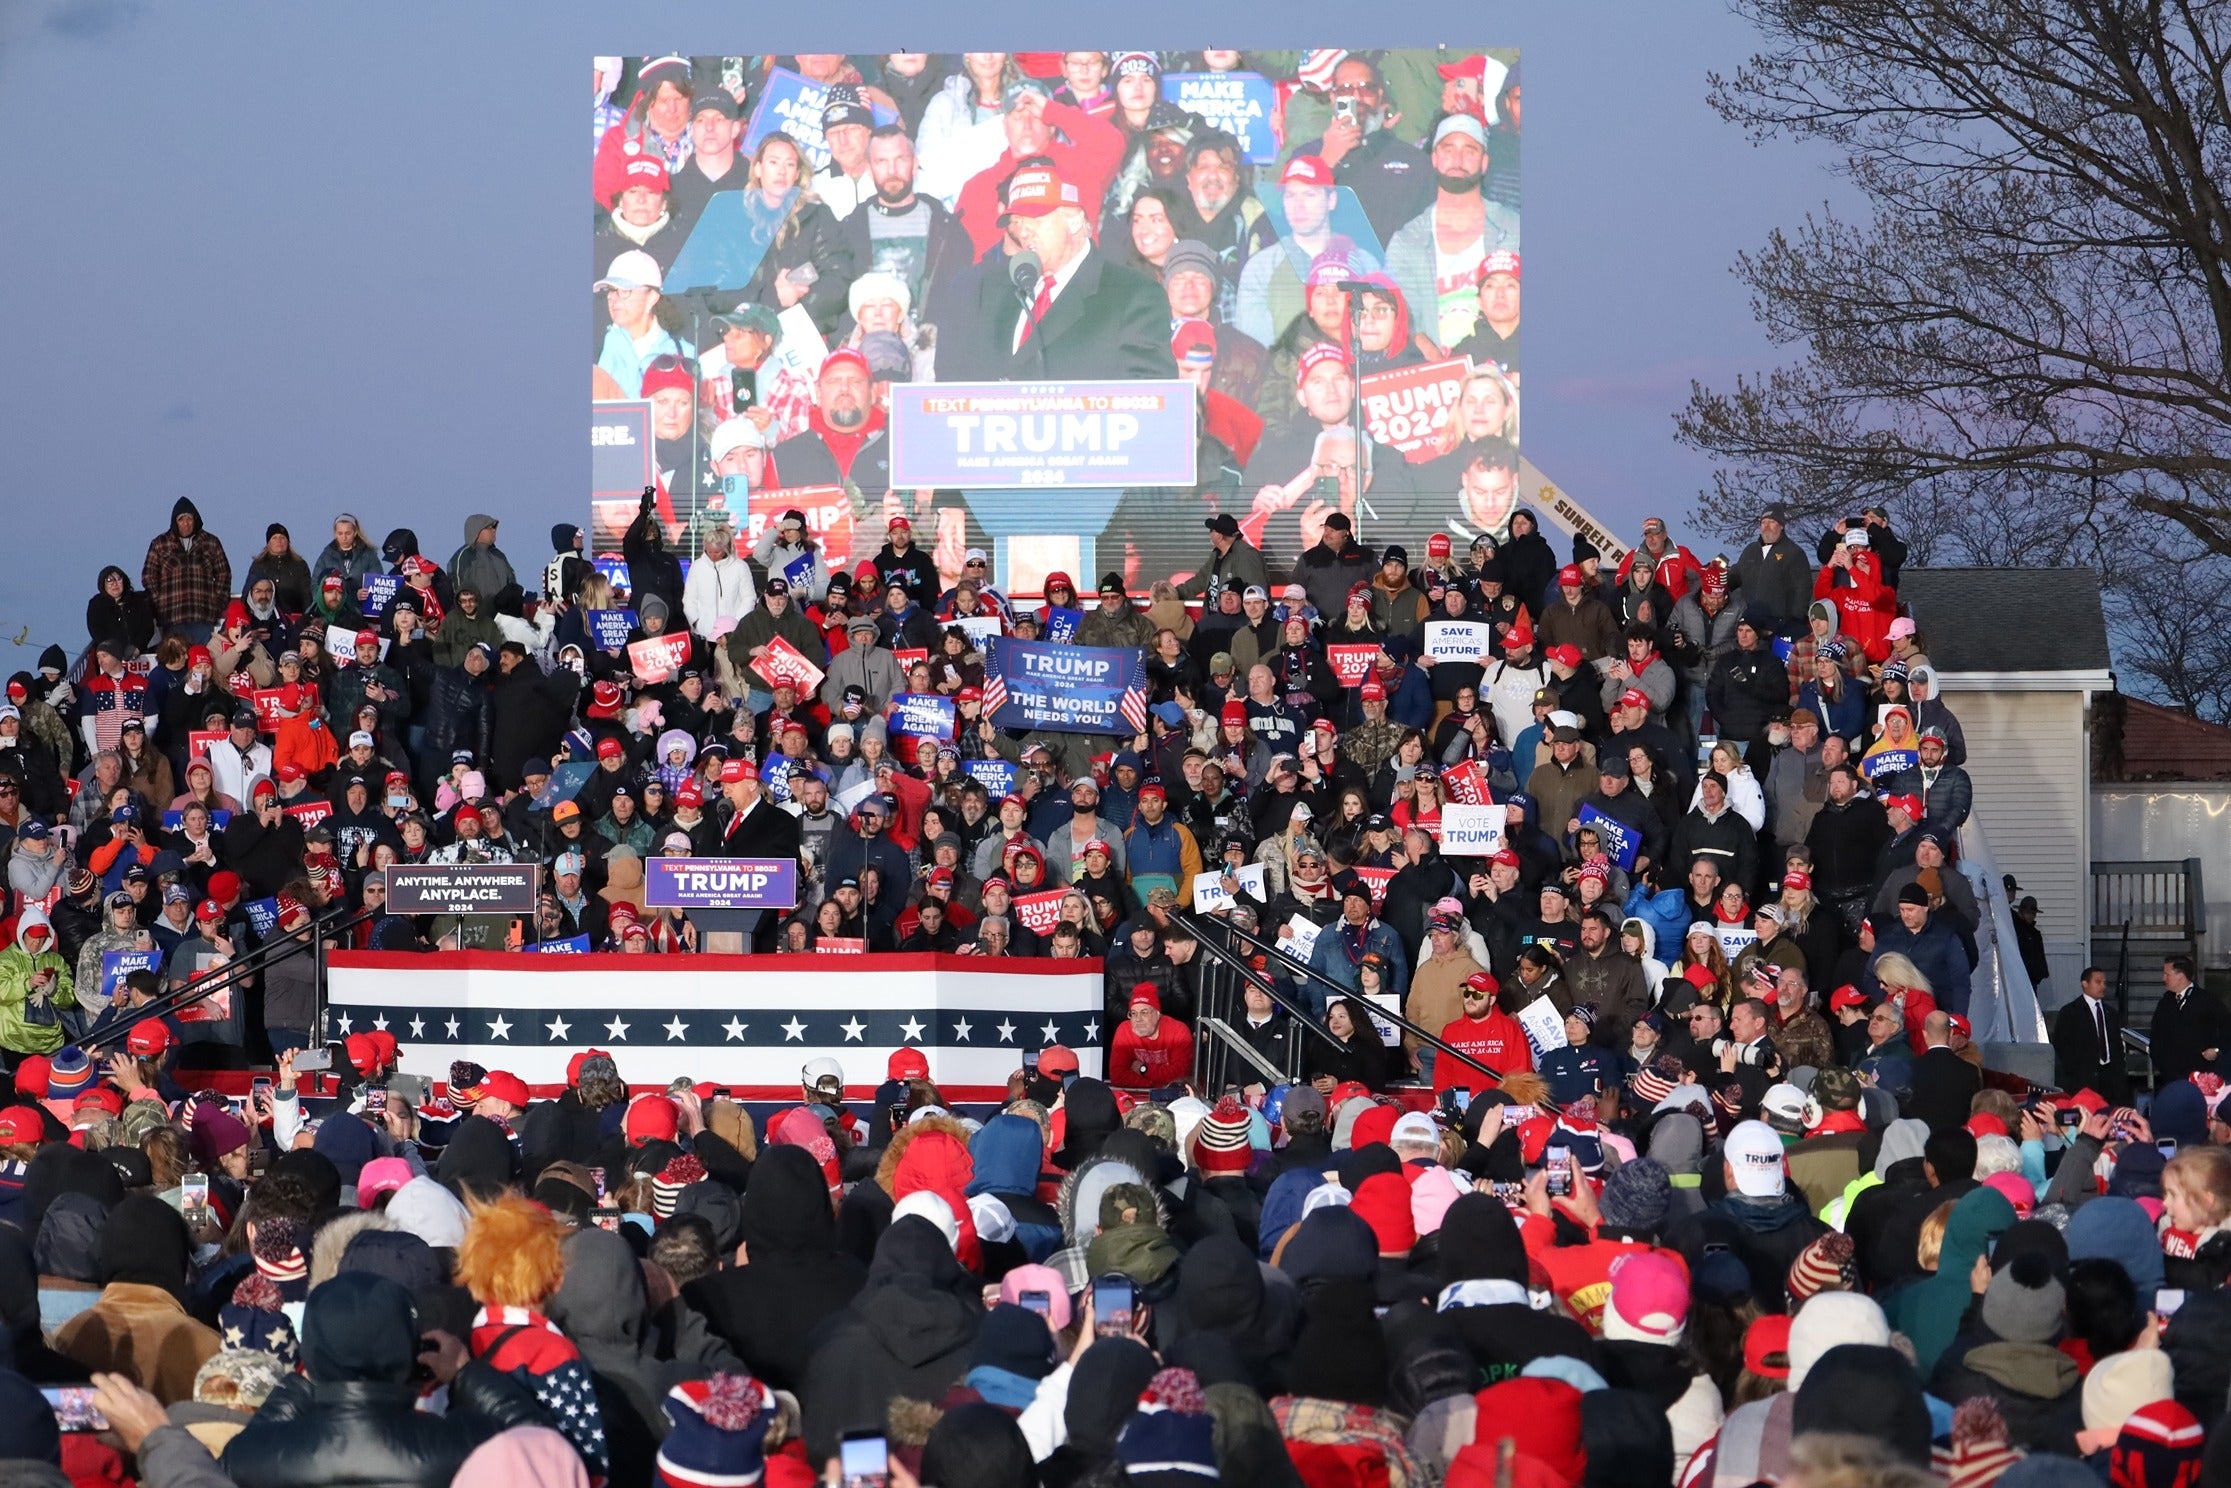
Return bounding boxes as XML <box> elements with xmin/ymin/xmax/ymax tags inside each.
<box><xmin>605</xmin><ymin>1017</ymin><xmax>630</xmax><ymax>1041</ymax></box>
<box><xmin>782</xmin><ymin>1017</ymin><xmax>808</xmax><ymax>1041</ymax></box>
<box><xmin>1040</xmin><ymin>1020</ymin><xmax>1061</xmax><ymax>1044</ymax></box>
<box><xmin>953</xmin><ymin>1017</ymin><xmax>973</xmax><ymax>1041</ymax></box>
<box><xmin>444</xmin><ymin>1016</ymin><xmax>461</xmax><ymax>1039</ymax></box>
<box><xmin>898</xmin><ymin>1016</ymin><xmax>925</xmax><ymax>1042</ymax></box>
<box><xmin>335</xmin><ymin>1013</ymin><xmax>353</xmax><ymax>1035</ymax></box>
<box><xmin>409</xmin><ymin>1016</ymin><xmax>426</xmax><ymax>1039</ymax></box>
<box><xmin>372</xmin><ymin>1013</ymin><xmax>388</xmax><ymax>1032</ymax></box>
<box><xmin>664</xmin><ymin>1016</ymin><xmax>690</xmax><ymax>1040</ymax></box>
<box><xmin>546</xmin><ymin>1017</ymin><xmax>571</xmax><ymax>1041</ymax></box>
<box><xmin>1083</xmin><ymin>1019</ymin><xmax>1101</xmax><ymax>1043</ymax></box>
<box><xmin>723</xmin><ymin>1017</ymin><xmax>748</xmax><ymax>1041</ymax></box>
<box><xmin>996</xmin><ymin>1019</ymin><xmax>1016</xmax><ymax>1043</ymax></box>
<box><xmin>487</xmin><ymin>1016</ymin><xmax>512</xmax><ymax>1041</ymax></box>
<box><xmin>840</xmin><ymin>1017</ymin><xmax>866</xmax><ymax>1041</ymax></box>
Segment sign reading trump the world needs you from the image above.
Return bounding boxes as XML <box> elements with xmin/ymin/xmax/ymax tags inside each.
<box><xmin>982</xmin><ymin>638</ymin><xmax>1148</xmax><ymax>738</ymax></box>
<box><xmin>888</xmin><ymin>381</ymin><xmax>1197</xmax><ymax>488</ymax></box>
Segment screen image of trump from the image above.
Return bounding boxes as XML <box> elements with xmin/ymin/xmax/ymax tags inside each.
<box><xmin>589</xmin><ymin>49</ymin><xmax>1520</xmax><ymax>597</ymax></box>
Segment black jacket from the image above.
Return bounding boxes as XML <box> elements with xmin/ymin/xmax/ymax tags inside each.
<box><xmin>1705</xmin><ymin>642</ymin><xmax>1787</xmax><ymax>745</ymax></box>
<box><xmin>799</xmin><ymin>1216</ymin><xmax>981</xmax><ymax>1463</ymax></box>
<box><xmin>1805</xmin><ymin>797</ymin><xmax>1892</xmax><ymax>901</ymax></box>
<box><xmin>86</xmin><ymin>571</ymin><xmax>157</xmax><ymax>653</ymax></box>
<box><xmin>420</xmin><ymin>665</ymin><xmax>493</xmax><ymax>770</ymax></box>
<box><xmin>744</xmin><ymin>200</ymin><xmax>858</xmax><ymax>333</ymax></box>
<box><xmin>838</xmin><ymin>193</ymin><xmax>974</xmax><ymax>327</ymax></box>
<box><xmin>2050</xmin><ymin>995</ymin><xmax>2130</xmax><ymax>1106</ymax></box>
<box><xmin>486</xmin><ymin>664</ymin><xmax>582</xmax><ymax>794</ymax></box>
<box><xmin>2150</xmin><ymin>983</ymin><xmax>2231</xmax><ymax>1085</ymax></box>
<box><xmin>942</xmin><ymin>245</ymin><xmax>1177</xmax><ymax>384</ymax></box>
<box><xmin>1910</xmin><ymin>1045</ymin><xmax>1984</xmax><ymax>1135</ymax></box>
<box><xmin>686</xmin><ymin>1146</ymin><xmax>868</xmax><ymax>1394</ymax></box>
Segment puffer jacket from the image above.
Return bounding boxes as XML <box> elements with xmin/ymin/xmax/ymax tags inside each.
<box><xmin>223</xmin><ymin>1273</ymin><xmax>542</xmax><ymax>1488</ymax></box>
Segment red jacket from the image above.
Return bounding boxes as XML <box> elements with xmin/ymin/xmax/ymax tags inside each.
<box><xmin>1111</xmin><ymin>1015</ymin><xmax>1195</xmax><ymax>1089</ymax></box>
<box><xmin>1435</xmin><ymin>1010</ymin><xmax>1533</xmax><ymax>1092</ymax></box>
<box><xmin>1814</xmin><ymin>553</ymin><xmax>1893</xmax><ymax>662</ymax></box>
<box><xmin>1618</xmin><ymin>542</ymin><xmax>1702</xmax><ymax>602</ymax></box>
<box><xmin>952</xmin><ymin>100</ymin><xmax>1127</xmax><ymax>254</ymax></box>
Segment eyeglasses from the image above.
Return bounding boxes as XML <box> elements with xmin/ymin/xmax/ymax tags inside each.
<box><xmin>966</xmin><ymin>559</ymin><xmax>988</xmax><ymax>567</ymax></box>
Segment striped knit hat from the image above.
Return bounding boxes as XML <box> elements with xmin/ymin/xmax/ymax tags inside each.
<box><xmin>45</xmin><ymin>1047</ymin><xmax>93</xmax><ymax>1099</ymax></box>
<box><xmin>655</xmin><ymin>1373</ymin><xmax>776</xmax><ymax>1488</ymax></box>
<box><xmin>2109</xmin><ymin>1401</ymin><xmax>2204</xmax><ymax>1488</ymax></box>
<box><xmin>1930</xmin><ymin>1397</ymin><xmax>2024</xmax><ymax>1488</ymax></box>
<box><xmin>1116</xmin><ymin>1368</ymin><xmax>1219</xmax><ymax>1485</ymax></box>
<box><xmin>1787</xmin><ymin>1232</ymin><xmax>1859</xmax><ymax>1305</ymax></box>
<box><xmin>652</xmin><ymin>1154</ymin><xmax>707</xmax><ymax>1219</ymax></box>
<box><xmin>1189</xmin><ymin>1097</ymin><xmax>1253</xmax><ymax>1176</ymax></box>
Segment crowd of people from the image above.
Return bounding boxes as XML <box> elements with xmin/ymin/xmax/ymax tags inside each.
<box><xmin>589</xmin><ymin>50</ymin><xmax>1525</xmax><ymax>590</ymax></box>
<box><xmin>0</xmin><ymin>457</ymin><xmax>2225</xmax><ymax>1488</ymax></box>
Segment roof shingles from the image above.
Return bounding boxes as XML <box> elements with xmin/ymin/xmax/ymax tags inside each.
<box><xmin>1897</xmin><ymin>568</ymin><xmax>2110</xmax><ymax>674</ymax></box>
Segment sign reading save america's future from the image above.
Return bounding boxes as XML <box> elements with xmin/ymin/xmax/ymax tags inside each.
<box><xmin>887</xmin><ymin>381</ymin><xmax>1197</xmax><ymax>489</ymax></box>
<box><xmin>644</xmin><ymin>858</ymin><xmax>799</xmax><ymax>911</ymax></box>
<box><xmin>981</xmin><ymin>637</ymin><xmax>1149</xmax><ymax>738</ymax></box>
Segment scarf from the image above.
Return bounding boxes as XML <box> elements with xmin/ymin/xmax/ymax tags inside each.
<box><xmin>609</xmin><ymin>206</ymin><xmax>671</xmax><ymax>245</ymax></box>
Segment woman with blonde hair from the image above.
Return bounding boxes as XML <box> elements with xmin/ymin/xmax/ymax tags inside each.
<box><xmin>1670</xmin><ymin>923</ymin><xmax>1733</xmax><ymax>1009</ymax></box>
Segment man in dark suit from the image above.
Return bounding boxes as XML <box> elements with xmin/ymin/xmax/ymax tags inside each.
<box><xmin>2051</xmin><ymin>965</ymin><xmax>2131</xmax><ymax>1104</ymax></box>
<box><xmin>942</xmin><ymin>163</ymin><xmax>1176</xmax><ymax>383</ymax></box>
<box><xmin>1908</xmin><ymin>1010</ymin><xmax>1982</xmax><ymax>1135</ymax></box>
<box><xmin>2150</xmin><ymin>954</ymin><xmax>2230</xmax><ymax>1085</ymax></box>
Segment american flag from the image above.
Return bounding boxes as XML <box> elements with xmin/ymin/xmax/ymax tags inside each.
<box><xmin>1119</xmin><ymin>653</ymin><xmax>1149</xmax><ymax>735</ymax></box>
<box><xmin>980</xmin><ymin>672</ymin><xmax>1007</xmax><ymax>718</ymax></box>
<box><xmin>1297</xmin><ymin>50</ymin><xmax>1351</xmax><ymax>90</ymax></box>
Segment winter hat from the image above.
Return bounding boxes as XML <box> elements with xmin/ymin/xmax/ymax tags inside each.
<box><xmin>1188</xmin><ymin>1097</ymin><xmax>1253</xmax><ymax>1176</ymax></box>
<box><xmin>656</xmin><ymin>1374</ymin><xmax>778</xmax><ymax>1488</ymax></box>
<box><xmin>1601</xmin><ymin>1250</ymin><xmax>1689</xmax><ymax>1345</ymax></box>
<box><xmin>1786</xmin><ymin>1232</ymin><xmax>1859</xmax><ymax>1305</ymax></box>
<box><xmin>1596</xmin><ymin>1157</ymin><xmax>1671</xmax><ymax>1234</ymax></box>
<box><xmin>192</xmin><ymin>1349</ymin><xmax>288</xmax><ymax>1415</ymax></box>
<box><xmin>1982</xmin><ymin>1251</ymin><xmax>2066</xmax><ymax>1345</ymax></box>
<box><xmin>45</xmin><ymin>1047</ymin><xmax>92</xmax><ymax>1100</ymax></box>
<box><xmin>2083</xmin><ymin>1347</ymin><xmax>2173</xmax><ymax>1435</ymax></box>
<box><xmin>1982</xmin><ymin>1171</ymin><xmax>2038</xmax><ymax>1220</ymax></box>
<box><xmin>385</xmin><ymin>1176</ymin><xmax>470</xmax><ymax>1249</ymax></box>
<box><xmin>2066</xmin><ymin>1197</ymin><xmax>2166</xmax><ymax>1295</ymax></box>
<box><xmin>454</xmin><ymin>1426</ymin><xmax>591</xmax><ymax>1488</ymax></box>
<box><xmin>2109</xmin><ymin>1401</ymin><xmax>2205</xmax><ymax>1488</ymax></box>
<box><xmin>1794</xmin><ymin>1344</ymin><xmax>1933</xmax><ymax>1467</ymax></box>
<box><xmin>1788</xmin><ymin>1292</ymin><xmax>1891</xmax><ymax>1389</ymax></box>
<box><xmin>625</xmin><ymin>1094</ymin><xmax>682</xmax><ymax>1145</ymax></box>
<box><xmin>972</xmin><ymin>1303</ymin><xmax>1057</xmax><ymax>1382</ymax></box>
<box><xmin>357</xmin><ymin>1157</ymin><xmax>414</xmax><ymax>1207</ymax></box>
<box><xmin>1467</xmin><ymin>1378</ymin><xmax>1587</xmax><ymax>1484</ymax></box>
<box><xmin>1283</xmin><ymin>1279</ymin><xmax>1388</xmax><ymax>1407</ymax></box>
<box><xmin>1349</xmin><ymin>1172</ymin><xmax>1418</xmax><ymax>1258</ymax></box>
<box><xmin>894</xmin><ymin>1189</ymin><xmax>960</xmax><ymax>1251</ymax></box>
<box><xmin>1114</xmin><ymin>1367</ymin><xmax>1219</xmax><ymax>1485</ymax></box>
<box><xmin>218</xmin><ymin>1271</ymin><xmax>299</xmax><ymax>1363</ymax></box>
<box><xmin>188</xmin><ymin>1102</ymin><xmax>254</xmax><ymax>1166</ymax></box>
<box><xmin>2148</xmin><ymin>1079</ymin><xmax>2208</xmax><ymax>1145</ymax></box>
<box><xmin>652</xmin><ymin>1153</ymin><xmax>707</xmax><ymax>1220</ymax></box>
<box><xmin>313</xmin><ymin>1111</ymin><xmax>379</xmax><ymax>1184</ymax></box>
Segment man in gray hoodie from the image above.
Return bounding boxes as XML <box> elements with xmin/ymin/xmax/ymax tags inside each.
<box><xmin>447</xmin><ymin>514</ymin><xmax>516</xmax><ymax>607</ymax></box>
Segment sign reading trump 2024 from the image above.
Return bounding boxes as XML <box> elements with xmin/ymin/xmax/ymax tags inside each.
<box><xmin>645</xmin><ymin>858</ymin><xmax>800</xmax><ymax>912</ymax></box>
<box><xmin>888</xmin><ymin>382</ymin><xmax>1197</xmax><ymax>489</ymax></box>
<box><xmin>983</xmin><ymin>638</ymin><xmax>1148</xmax><ymax>738</ymax></box>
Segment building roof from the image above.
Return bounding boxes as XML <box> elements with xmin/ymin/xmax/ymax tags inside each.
<box><xmin>2096</xmin><ymin>695</ymin><xmax>2231</xmax><ymax>783</ymax></box>
<box><xmin>1897</xmin><ymin>567</ymin><xmax>2111</xmax><ymax>674</ymax></box>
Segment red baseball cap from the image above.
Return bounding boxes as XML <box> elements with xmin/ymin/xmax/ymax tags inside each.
<box><xmin>1501</xmin><ymin>625</ymin><xmax>1534</xmax><ymax>650</ymax></box>
<box><xmin>74</xmin><ymin>1087</ymin><xmax>125</xmax><ymax>1118</ymax></box>
<box><xmin>1039</xmin><ymin>1044</ymin><xmax>1080</xmax><ymax>1076</ymax></box>
<box><xmin>13</xmin><ymin>1057</ymin><xmax>49</xmax><ymax>1099</ymax></box>
<box><xmin>1296</xmin><ymin>341</ymin><xmax>1352</xmax><ymax>389</ymax></box>
<box><xmin>616</xmin><ymin>153</ymin><xmax>670</xmax><ymax>194</ymax></box>
<box><xmin>999</xmin><ymin>165</ymin><xmax>1082</xmax><ymax>222</ymax></box>
<box><xmin>596</xmin><ymin>736</ymin><xmax>625</xmax><ymax>760</ymax></box>
<box><xmin>194</xmin><ymin>898</ymin><xmax>223</xmax><ymax>922</ymax></box>
<box><xmin>820</xmin><ymin>347</ymin><xmax>870</xmax><ymax>383</ymax></box>
<box><xmin>1138</xmin><ymin>783</ymin><xmax>1167</xmax><ymax>801</ymax></box>
<box><xmin>1545</xmin><ymin>643</ymin><xmax>1583</xmax><ymax>669</ymax></box>
<box><xmin>1479</xmin><ymin>248</ymin><xmax>1521</xmax><ymax>283</ymax></box>
<box><xmin>1489</xmin><ymin>848</ymin><xmax>1522</xmax><ymax>868</ymax></box>
<box><xmin>1947</xmin><ymin>1014</ymin><xmax>1972</xmax><ymax>1039</ymax></box>
<box><xmin>126</xmin><ymin>1019</ymin><xmax>173</xmax><ymax>1057</ymax></box>
<box><xmin>276</xmin><ymin>763</ymin><xmax>305</xmax><ymax>783</ymax></box>
<box><xmin>0</xmin><ymin>1106</ymin><xmax>42</xmax><ymax>1145</ymax></box>
<box><xmin>1617</xmin><ymin>688</ymin><xmax>1651</xmax><ymax>711</ymax></box>
<box><xmin>1828</xmin><ymin>985</ymin><xmax>1868</xmax><ymax>1012</ymax></box>
<box><xmin>482</xmin><ymin>1071</ymin><xmax>532</xmax><ymax>1108</ymax></box>
<box><xmin>1464</xmin><ymin>971</ymin><xmax>1500</xmax><ymax>997</ymax></box>
<box><xmin>888</xmin><ymin>1048</ymin><xmax>931</xmax><ymax>1082</ymax></box>
<box><xmin>1428</xmin><ymin>534</ymin><xmax>1452</xmax><ymax>557</ymax></box>
<box><xmin>1279</xmin><ymin>153</ymin><xmax>1335</xmax><ymax>187</ymax></box>
<box><xmin>1558</xmin><ymin>565</ymin><xmax>1584</xmax><ymax>587</ymax></box>
<box><xmin>1360</xmin><ymin>680</ymin><xmax>1387</xmax><ymax>702</ymax></box>
<box><xmin>1782</xmin><ymin>869</ymin><xmax>1813</xmax><ymax>892</ymax></box>
<box><xmin>958</xmin><ymin>686</ymin><xmax>982</xmax><ymax>703</ymax></box>
<box><xmin>720</xmin><ymin>758</ymin><xmax>758</xmax><ymax>783</ymax></box>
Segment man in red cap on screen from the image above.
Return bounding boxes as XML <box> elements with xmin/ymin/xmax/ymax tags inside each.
<box><xmin>946</xmin><ymin>163</ymin><xmax>1173</xmax><ymax>382</ymax></box>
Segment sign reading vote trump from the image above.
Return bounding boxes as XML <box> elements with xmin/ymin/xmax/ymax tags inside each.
<box><xmin>888</xmin><ymin>381</ymin><xmax>1198</xmax><ymax>489</ymax></box>
<box><xmin>645</xmin><ymin>858</ymin><xmax>800</xmax><ymax>911</ymax></box>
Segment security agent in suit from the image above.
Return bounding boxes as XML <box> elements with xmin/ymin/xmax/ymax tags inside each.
<box><xmin>2050</xmin><ymin>964</ymin><xmax>2131</xmax><ymax>1105</ymax></box>
<box><xmin>943</xmin><ymin>162</ymin><xmax>1177</xmax><ymax>384</ymax></box>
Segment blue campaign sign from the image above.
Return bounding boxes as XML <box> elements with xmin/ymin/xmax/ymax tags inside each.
<box><xmin>887</xmin><ymin>382</ymin><xmax>1198</xmax><ymax>490</ymax></box>
<box><xmin>1041</xmin><ymin>607</ymin><xmax>1083</xmax><ymax>644</ymax></box>
<box><xmin>742</xmin><ymin>67</ymin><xmax>898</xmax><ymax>172</ymax></box>
<box><xmin>163</xmin><ymin>809</ymin><xmax>230</xmax><ymax>831</ymax></box>
<box><xmin>361</xmin><ymin>574</ymin><xmax>402</xmax><ymax>618</ymax></box>
<box><xmin>586</xmin><ymin>609</ymin><xmax>637</xmax><ymax>650</ymax></box>
<box><xmin>537</xmin><ymin>760</ymin><xmax>596</xmax><ymax>807</ymax></box>
<box><xmin>963</xmin><ymin>758</ymin><xmax>1018</xmax><ymax>797</ymax></box>
<box><xmin>100</xmin><ymin>949</ymin><xmax>161</xmax><ymax>1003</ymax></box>
<box><xmin>524</xmin><ymin>935</ymin><xmax>592</xmax><ymax>955</ymax></box>
<box><xmin>783</xmin><ymin>553</ymin><xmax>816</xmax><ymax>589</ymax></box>
<box><xmin>242</xmin><ymin>897</ymin><xmax>278</xmax><ymax>937</ymax></box>
<box><xmin>593</xmin><ymin>556</ymin><xmax>633</xmax><ymax>593</ymax></box>
<box><xmin>644</xmin><ymin>858</ymin><xmax>799</xmax><ymax>911</ymax></box>
<box><xmin>1863</xmin><ymin>748</ymin><xmax>1918</xmax><ymax>780</ymax></box>
<box><xmin>1161</xmin><ymin>73</ymin><xmax>1278</xmax><ymax>162</ymax></box>
<box><xmin>887</xmin><ymin>693</ymin><xmax>956</xmax><ymax>742</ymax></box>
<box><xmin>592</xmin><ymin>403</ymin><xmax>654</xmax><ymax>499</ymax></box>
<box><xmin>1576</xmin><ymin>805</ymin><xmax>1639</xmax><ymax>871</ymax></box>
<box><xmin>983</xmin><ymin>637</ymin><xmax>1149</xmax><ymax>738</ymax></box>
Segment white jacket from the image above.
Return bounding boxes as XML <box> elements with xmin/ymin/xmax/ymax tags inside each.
<box><xmin>682</xmin><ymin>552</ymin><xmax>757</xmax><ymax>641</ymax></box>
<box><xmin>1687</xmin><ymin>764</ymin><xmax>1766</xmax><ymax>831</ymax></box>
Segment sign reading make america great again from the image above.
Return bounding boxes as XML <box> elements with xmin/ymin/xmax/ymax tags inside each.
<box><xmin>385</xmin><ymin>863</ymin><xmax>541</xmax><ymax>914</ymax></box>
<box><xmin>644</xmin><ymin>858</ymin><xmax>799</xmax><ymax>911</ymax></box>
<box><xmin>886</xmin><ymin>381</ymin><xmax>1198</xmax><ymax>488</ymax></box>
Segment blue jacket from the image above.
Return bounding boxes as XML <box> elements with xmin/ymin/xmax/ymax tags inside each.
<box><xmin>965</xmin><ymin>1114</ymin><xmax>1063</xmax><ymax>1261</ymax></box>
<box><xmin>1306</xmin><ymin>918</ymin><xmax>1408</xmax><ymax>1016</ymax></box>
<box><xmin>1797</xmin><ymin>678</ymin><xmax>1867</xmax><ymax>744</ymax></box>
<box><xmin>1867</xmin><ymin>916</ymin><xmax>1973</xmax><ymax>1013</ymax></box>
<box><xmin>1123</xmin><ymin>815</ymin><xmax>1193</xmax><ymax>885</ymax></box>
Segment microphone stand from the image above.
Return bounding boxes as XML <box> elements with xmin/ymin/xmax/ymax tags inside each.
<box><xmin>1007</xmin><ymin>249</ymin><xmax>1050</xmax><ymax>383</ymax></box>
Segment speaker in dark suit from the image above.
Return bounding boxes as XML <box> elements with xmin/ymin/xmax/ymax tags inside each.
<box><xmin>2051</xmin><ymin>969</ymin><xmax>2130</xmax><ymax>1104</ymax></box>
<box><xmin>942</xmin><ymin>165</ymin><xmax>1177</xmax><ymax>385</ymax></box>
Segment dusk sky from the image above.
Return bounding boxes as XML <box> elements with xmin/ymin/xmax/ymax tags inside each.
<box><xmin>0</xmin><ymin>0</ymin><xmax>1850</xmax><ymax>665</ymax></box>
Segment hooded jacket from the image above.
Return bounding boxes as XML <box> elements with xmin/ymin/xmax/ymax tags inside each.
<box><xmin>224</xmin><ymin>1273</ymin><xmax>540</xmax><ymax>1488</ymax></box>
<box><xmin>549</xmin><ymin>1226</ymin><xmax>705</xmax><ymax>1485</ymax></box>
<box><xmin>685</xmin><ymin>1145</ymin><xmax>867</xmax><ymax>1393</ymax></box>
<box><xmin>1888</xmin><ymin>1186</ymin><xmax>2015</xmax><ymax>1376</ymax></box>
<box><xmin>86</xmin><ymin>567</ymin><xmax>158</xmax><ymax>654</ymax></box>
<box><xmin>799</xmin><ymin>1215</ymin><xmax>981</xmax><ymax>1463</ymax></box>
<box><xmin>0</xmin><ymin>908</ymin><xmax>76</xmax><ymax>1055</ymax></box>
<box><xmin>141</xmin><ymin>498</ymin><xmax>233</xmax><ymax>628</ymax></box>
<box><xmin>447</xmin><ymin>515</ymin><xmax>518</xmax><ymax>609</ymax></box>
<box><xmin>966</xmin><ymin>1114</ymin><xmax>1064</xmax><ymax>1262</ymax></box>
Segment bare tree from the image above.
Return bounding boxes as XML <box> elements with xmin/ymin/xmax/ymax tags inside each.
<box><xmin>1678</xmin><ymin>1</ymin><xmax>2231</xmax><ymax>570</ymax></box>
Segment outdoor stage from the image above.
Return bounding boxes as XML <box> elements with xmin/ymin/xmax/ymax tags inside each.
<box><xmin>325</xmin><ymin>951</ymin><xmax>1105</xmax><ymax>1102</ymax></box>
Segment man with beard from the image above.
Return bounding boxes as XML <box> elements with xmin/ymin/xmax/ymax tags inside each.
<box><xmin>1386</xmin><ymin>114</ymin><xmax>1521</xmax><ymax>349</ymax></box>
<box><xmin>769</xmin><ymin>349</ymin><xmax>890</xmax><ymax>500</ymax></box>
<box><xmin>1381</xmin><ymin>434</ymin><xmax>1519</xmax><ymax>553</ymax></box>
<box><xmin>1168</xmin><ymin>130</ymin><xmax>1277</xmax><ymax>321</ymax></box>
<box><xmin>840</xmin><ymin>126</ymin><xmax>973</xmax><ymax>329</ymax></box>
<box><xmin>1284</xmin><ymin>56</ymin><xmax>1434</xmax><ymax>244</ymax></box>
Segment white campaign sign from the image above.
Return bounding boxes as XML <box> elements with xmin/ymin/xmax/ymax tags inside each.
<box><xmin>1716</xmin><ymin>925</ymin><xmax>1759</xmax><ymax>961</ymax></box>
<box><xmin>1516</xmin><ymin>996</ymin><xmax>1570</xmax><ymax>1059</ymax></box>
<box><xmin>1438</xmin><ymin>804</ymin><xmax>1505</xmax><ymax>857</ymax></box>
<box><xmin>1192</xmin><ymin>862</ymin><xmax>1268</xmax><ymax>912</ymax></box>
<box><xmin>1277</xmin><ymin>914</ymin><xmax>1323</xmax><ymax>962</ymax></box>
<box><xmin>1424</xmin><ymin>620</ymin><xmax>1491</xmax><ymax>662</ymax></box>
